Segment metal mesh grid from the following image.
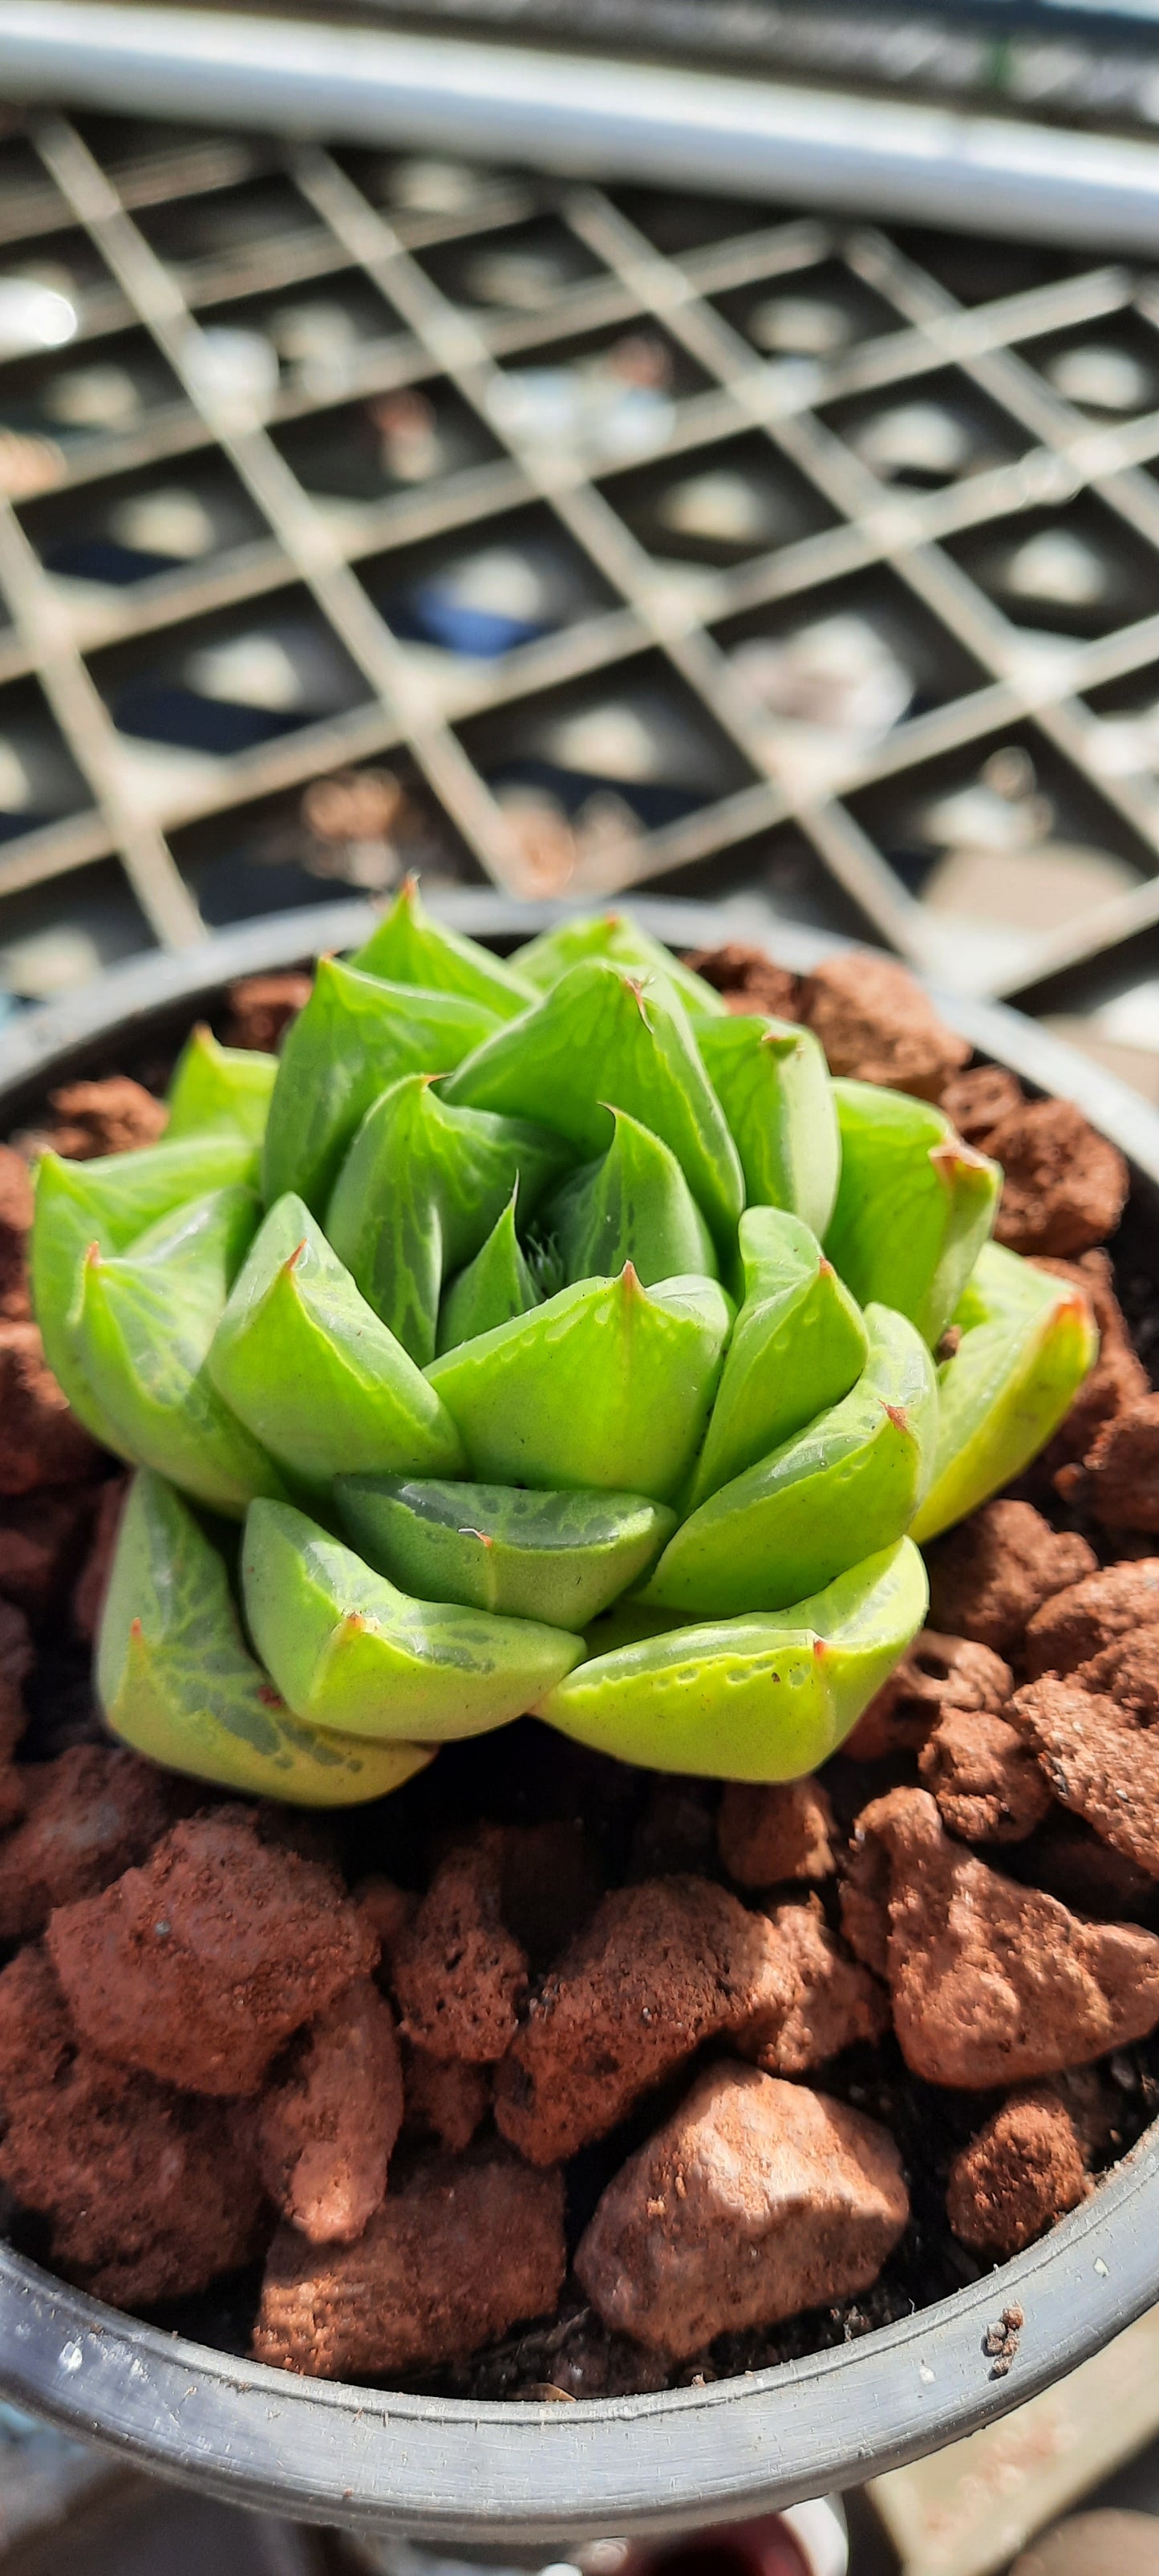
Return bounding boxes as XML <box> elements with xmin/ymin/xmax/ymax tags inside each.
<box><xmin>3</xmin><ymin>105</ymin><xmax>1159</xmax><ymax>1086</ymax></box>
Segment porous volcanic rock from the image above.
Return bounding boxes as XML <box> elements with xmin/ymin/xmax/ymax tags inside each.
<box><xmin>575</xmin><ymin>2061</ymin><xmax>909</xmax><ymax>2359</ymax></box>
<box><xmin>253</xmin><ymin>2148</ymin><xmax>565</xmax><ymax>2379</ymax></box>
<box><xmin>0</xmin><ymin>1321</ymin><xmax>98</xmax><ymax>1497</ymax></box>
<box><xmin>493</xmin><ymin>1876</ymin><xmax>783</xmax><ymax>2165</ymax></box>
<box><xmin>0</xmin><ymin>1146</ymin><xmax>32</xmax><ymax>1320</ymax></box>
<box><xmin>797</xmin><ymin>950</ymin><xmax>969</xmax><ymax>1101</ymax></box>
<box><xmin>391</xmin><ymin>1835</ymin><xmax>527</xmax><ymax>2064</ymax></box>
<box><xmin>926</xmin><ymin>1500</ymin><xmax>1096</xmax><ymax>1659</ymax></box>
<box><xmin>0</xmin><ymin>1487</ymin><xmax>100</xmax><ymax>1618</ymax></box>
<box><xmin>919</xmin><ymin>1709</ymin><xmax>1053</xmax><ymax>1844</ymax></box>
<box><xmin>38</xmin><ymin>1077</ymin><xmax>168</xmax><ymax>1160</ymax></box>
<box><xmin>402</xmin><ymin>2042</ymin><xmax>491</xmax><ymax>2153</ymax></box>
<box><xmin>683</xmin><ymin>941</ymin><xmax>801</xmax><ymax>1020</ymax></box>
<box><xmin>986</xmin><ymin>1097</ymin><xmax>1129</xmax><ymax>1257</ymax></box>
<box><xmin>1073</xmin><ymin>1628</ymin><xmax>1159</xmax><ymax>1726</ymax></box>
<box><xmin>940</xmin><ymin>1065</ymin><xmax>1023</xmax><ymax>1146</ymax></box>
<box><xmin>1011</xmin><ymin>1680</ymin><xmax>1159</xmax><ymax>1879</ymax></box>
<box><xmin>1025</xmin><ymin>1560</ymin><xmax>1159</xmax><ymax>1678</ymax></box>
<box><xmin>735</xmin><ymin>1897</ymin><xmax>890</xmax><ymax>2075</ymax></box>
<box><xmin>946</xmin><ymin>2085</ymin><xmax>1090</xmax><ymax>2257</ymax></box>
<box><xmin>0</xmin><ymin>1744</ymin><xmax>186</xmax><ymax>1939</ymax></box>
<box><xmin>253</xmin><ymin>1978</ymin><xmax>403</xmax><ymax>2245</ymax></box>
<box><xmin>47</xmin><ymin>1806</ymin><xmax>376</xmax><ymax>2095</ymax></box>
<box><xmin>718</xmin><ymin>1779</ymin><xmax>836</xmax><ymax>1887</ymax></box>
<box><xmin>222</xmin><ymin>972</ymin><xmax>311</xmax><ymax>1051</ymax></box>
<box><xmin>843</xmin><ymin>1787</ymin><xmax>1159</xmax><ymax>2085</ymax></box>
<box><xmin>845</xmin><ymin>1629</ymin><xmax>1012</xmax><ymax>1762</ymax></box>
<box><xmin>1056</xmin><ymin>1395</ymin><xmax>1159</xmax><ymax>1530</ymax></box>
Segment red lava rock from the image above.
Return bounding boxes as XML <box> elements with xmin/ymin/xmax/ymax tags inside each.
<box><xmin>1022</xmin><ymin>1810</ymin><xmax>1159</xmax><ymax>1926</ymax></box>
<box><xmin>493</xmin><ymin>1876</ymin><xmax>782</xmax><ymax>2166</ymax></box>
<box><xmin>0</xmin><ymin>1321</ymin><xmax>99</xmax><ymax>1497</ymax></box>
<box><xmin>1073</xmin><ymin>1628</ymin><xmax>1159</xmax><ymax>1725</ymax></box>
<box><xmin>986</xmin><ymin>1097</ymin><xmax>1129</xmax><ymax>1257</ymax></box>
<box><xmin>0</xmin><ymin>1146</ymin><xmax>33</xmax><ymax>1321</ymax></box>
<box><xmin>39</xmin><ymin>1077</ymin><xmax>168</xmax><ymax>1161</ymax></box>
<box><xmin>47</xmin><ymin>1805</ymin><xmax>376</xmax><ymax>2096</ymax></box>
<box><xmin>403</xmin><ymin>2042</ymin><xmax>491</xmax><ymax>2153</ymax></box>
<box><xmin>0</xmin><ymin>1601</ymin><xmax>32</xmax><ymax>1832</ymax></box>
<box><xmin>0</xmin><ymin>1599</ymin><xmax>32</xmax><ymax>1698</ymax></box>
<box><xmin>575</xmin><ymin>2062</ymin><xmax>909</xmax><ymax>2361</ymax></box>
<box><xmin>946</xmin><ymin>2085</ymin><xmax>1090</xmax><ymax>2257</ymax></box>
<box><xmin>736</xmin><ymin>1897</ymin><xmax>890</xmax><ymax>2075</ymax></box>
<box><xmin>353</xmin><ymin>1873</ymin><xmax>416</xmax><ymax>1965</ymax></box>
<box><xmin>1025</xmin><ymin>1559</ymin><xmax>1159</xmax><ymax>1678</ymax></box>
<box><xmin>253</xmin><ymin>1978</ymin><xmax>403</xmax><ymax>2245</ymax></box>
<box><xmin>0</xmin><ymin>1946</ymin><xmax>265</xmax><ymax>2305</ymax></box>
<box><xmin>71</xmin><ymin>1477</ymin><xmax>129</xmax><ymax>1642</ymax></box>
<box><xmin>926</xmin><ymin>1501</ymin><xmax>1096</xmax><ymax>1660</ymax></box>
<box><xmin>1056</xmin><ymin>1395</ymin><xmax>1159</xmax><ymax>1531</ymax></box>
<box><xmin>846</xmin><ymin>1787</ymin><xmax>1159</xmax><ymax>2086</ymax></box>
<box><xmin>221</xmin><ymin>972</ymin><xmax>312</xmax><ymax>1052</ymax></box>
<box><xmin>845</xmin><ymin>1629</ymin><xmax>1012</xmax><ymax>1761</ymax></box>
<box><xmin>0</xmin><ymin>1744</ymin><xmax>186</xmax><ymax>1939</ymax></box>
<box><xmin>919</xmin><ymin>1709</ymin><xmax>1054</xmax><ymax>1844</ymax></box>
<box><xmin>796</xmin><ymin>948</ymin><xmax>970</xmax><ymax>1101</ymax></box>
<box><xmin>391</xmin><ymin>1836</ymin><xmax>527</xmax><ymax>2064</ymax></box>
<box><xmin>0</xmin><ymin>1486</ymin><xmax>100</xmax><ymax>1617</ymax></box>
<box><xmin>683</xmin><ymin>943</ymin><xmax>802</xmax><ymax>1021</ymax></box>
<box><xmin>940</xmin><ymin>1065</ymin><xmax>1025</xmax><ymax>1147</ymax></box>
<box><xmin>1011</xmin><ymin>1679</ymin><xmax>1159</xmax><ymax>1878</ymax></box>
<box><xmin>718</xmin><ymin>1779</ymin><xmax>836</xmax><ymax>1887</ymax></box>
<box><xmin>1035</xmin><ymin>1251</ymin><xmax>1149</xmax><ymax>1466</ymax></box>
<box><xmin>253</xmin><ymin>2147</ymin><xmax>566</xmax><ymax>2379</ymax></box>
<box><xmin>498</xmin><ymin>1820</ymin><xmax>604</xmax><ymax>1969</ymax></box>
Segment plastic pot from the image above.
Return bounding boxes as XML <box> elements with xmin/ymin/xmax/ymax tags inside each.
<box><xmin>1</xmin><ymin>890</ymin><xmax>1158</xmax><ymax>2548</ymax></box>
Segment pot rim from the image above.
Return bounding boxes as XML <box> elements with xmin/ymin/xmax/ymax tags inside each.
<box><xmin>2</xmin><ymin>890</ymin><xmax>1158</xmax><ymax>2544</ymax></box>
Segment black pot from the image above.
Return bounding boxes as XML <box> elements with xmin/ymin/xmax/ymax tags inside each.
<box><xmin>2</xmin><ymin>892</ymin><xmax>1158</xmax><ymax>2548</ymax></box>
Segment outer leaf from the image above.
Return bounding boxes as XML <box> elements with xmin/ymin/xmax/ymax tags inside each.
<box><xmin>242</xmin><ymin>1499</ymin><xmax>581</xmax><ymax>1740</ymax></box>
<box><xmin>99</xmin><ymin>1471</ymin><xmax>429</xmax><ymax>1804</ymax></box>
<box><xmin>209</xmin><ymin>1192</ymin><xmax>466</xmax><ymax>1498</ymax></box>
<box><xmin>695</xmin><ymin>1012</ymin><xmax>840</xmax><ymax>1240</ymax></box>
<box><xmin>444</xmin><ymin>959</ymin><xmax>744</xmax><ymax>1256</ymax></box>
<box><xmin>688</xmin><ymin>1207</ymin><xmax>867</xmax><ymax>1507</ymax></box>
<box><xmin>261</xmin><ymin>958</ymin><xmax>500</xmax><ymax>1214</ymax></box>
<box><xmin>336</xmin><ymin>1474</ymin><xmax>675</xmax><ymax>1629</ymax></box>
<box><xmin>165</xmin><ymin>1024</ymin><xmax>278</xmax><ymax>1143</ymax></box>
<box><xmin>32</xmin><ymin>1134</ymin><xmax>260</xmax><ymax>1449</ymax></box>
<box><xmin>65</xmin><ymin>1186</ymin><xmax>286</xmax><ymax>1515</ymax></box>
<box><xmin>351</xmin><ymin>874</ymin><xmax>536</xmax><ymax>1020</ymax></box>
<box><xmin>911</xmin><ymin>1241</ymin><xmax>1098</xmax><ymax>1541</ymax></box>
<box><xmin>437</xmin><ymin>1190</ymin><xmax>540</xmax><ymax>1353</ymax></box>
<box><xmin>545</xmin><ymin>1105</ymin><xmax>717</xmax><ymax>1288</ymax></box>
<box><xmin>536</xmin><ymin>1536</ymin><xmax>929</xmax><ymax>1779</ymax></box>
<box><xmin>513</xmin><ymin>908</ymin><xmax>727</xmax><ymax>1019</ymax></box>
<box><xmin>642</xmin><ymin>1302</ymin><xmax>936</xmax><ymax>1616</ymax></box>
<box><xmin>825</xmin><ymin>1078</ymin><xmax>1000</xmax><ymax>1347</ymax></box>
<box><xmin>326</xmin><ymin>1074</ymin><xmax>569</xmax><ymax>1364</ymax></box>
<box><xmin>426</xmin><ymin>1267</ymin><xmax>732</xmax><ymax>1503</ymax></box>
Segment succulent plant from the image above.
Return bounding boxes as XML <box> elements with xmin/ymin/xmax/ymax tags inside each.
<box><xmin>32</xmin><ymin>890</ymin><xmax>1097</xmax><ymax>1802</ymax></box>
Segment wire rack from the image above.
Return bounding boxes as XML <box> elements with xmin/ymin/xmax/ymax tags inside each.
<box><xmin>3</xmin><ymin>103</ymin><xmax>1159</xmax><ymax>1092</ymax></box>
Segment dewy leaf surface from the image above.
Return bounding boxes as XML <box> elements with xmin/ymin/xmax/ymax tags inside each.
<box><xmin>512</xmin><ymin>909</ymin><xmax>727</xmax><ymax>1019</ymax></box>
<box><xmin>687</xmin><ymin>1207</ymin><xmax>868</xmax><ymax>1507</ymax></box>
<box><xmin>66</xmin><ymin>1185</ymin><xmax>286</xmax><ymax>1515</ymax></box>
<box><xmin>825</xmin><ymin>1078</ymin><xmax>1000</xmax><ymax>1347</ymax></box>
<box><xmin>696</xmin><ymin>1012</ymin><xmax>840</xmax><ymax>1241</ymax></box>
<box><xmin>261</xmin><ymin>958</ymin><xmax>501</xmax><ymax>1214</ymax></box>
<box><xmin>326</xmin><ymin>1075</ymin><xmax>569</xmax><ymax>1364</ymax></box>
<box><xmin>643</xmin><ymin>1301</ymin><xmax>936</xmax><ymax>1616</ymax></box>
<box><xmin>100</xmin><ymin>1471</ymin><xmax>431</xmax><ymax>1803</ymax></box>
<box><xmin>545</xmin><ymin>1105</ymin><xmax>717</xmax><ymax>1288</ymax></box>
<box><xmin>426</xmin><ymin>1267</ymin><xmax>732</xmax><ymax>1502</ymax></box>
<box><xmin>242</xmin><ymin>1500</ymin><xmax>580</xmax><ymax>1739</ymax></box>
<box><xmin>911</xmin><ymin>1242</ymin><xmax>1099</xmax><ymax>1541</ymax></box>
<box><xmin>437</xmin><ymin>1189</ymin><xmax>540</xmax><ymax>1353</ymax></box>
<box><xmin>535</xmin><ymin>1536</ymin><xmax>929</xmax><ymax>1778</ymax></box>
<box><xmin>209</xmin><ymin>1192</ymin><xmax>466</xmax><ymax>1497</ymax></box>
<box><xmin>444</xmin><ymin>959</ymin><xmax>744</xmax><ymax>1255</ymax></box>
<box><xmin>165</xmin><ymin>1024</ymin><xmax>278</xmax><ymax>1143</ymax></box>
<box><xmin>351</xmin><ymin>875</ymin><xmax>536</xmax><ymax>1019</ymax></box>
<box><xmin>336</xmin><ymin>1474</ymin><xmax>675</xmax><ymax>1629</ymax></box>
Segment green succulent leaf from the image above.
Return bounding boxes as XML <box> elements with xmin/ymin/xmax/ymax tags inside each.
<box><xmin>545</xmin><ymin>1105</ymin><xmax>717</xmax><ymax>1288</ymax></box>
<box><xmin>437</xmin><ymin>1189</ymin><xmax>540</xmax><ymax>1353</ymax></box>
<box><xmin>351</xmin><ymin>874</ymin><xmax>536</xmax><ymax>1020</ymax></box>
<box><xmin>825</xmin><ymin>1078</ymin><xmax>1000</xmax><ymax>1347</ymax></box>
<box><xmin>444</xmin><ymin>959</ymin><xmax>744</xmax><ymax>1256</ymax></box>
<box><xmin>261</xmin><ymin>958</ymin><xmax>501</xmax><ymax>1215</ymax></box>
<box><xmin>65</xmin><ymin>1186</ymin><xmax>286</xmax><ymax>1515</ymax></box>
<box><xmin>99</xmin><ymin>1471</ymin><xmax>431</xmax><ymax>1804</ymax></box>
<box><xmin>535</xmin><ymin>1535</ymin><xmax>929</xmax><ymax>1779</ymax></box>
<box><xmin>911</xmin><ymin>1242</ymin><xmax>1099</xmax><ymax>1541</ymax></box>
<box><xmin>32</xmin><ymin>1134</ymin><xmax>261</xmax><ymax>1448</ymax></box>
<box><xmin>165</xmin><ymin>1024</ymin><xmax>278</xmax><ymax>1144</ymax></box>
<box><xmin>513</xmin><ymin>908</ymin><xmax>727</xmax><ymax>1020</ymax></box>
<box><xmin>426</xmin><ymin>1266</ymin><xmax>732</xmax><ymax>1503</ymax></box>
<box><xmin>642</xmin><ymin>1301</ymin><xmax>936</xmax><ymax>1617</ymax></box>
<box><xmin>242</xmin><ymin>1499</ymin><xmax>581</xmax><ymax>1740</ymax></box>
<box><xmin>695</xmin><ymin>1012</ymin><xmax>840</xmax><ymax>1241</ymax></box>
<box><xmin>208</xmin><ymin>1192</ymin><xmax>466</xmax><ymax>1499</ymax></box>
<box><xmin>325</xmin><ymin>1073</ymin><xmax>569</xmax><ymax>1365</ymax></box>
<box><xmin>336</xmin><ymin>1474</ymin><xmax>675</xmax><ymax>1629</ymax></box>
<box><xmin>687</xmin><ymin>1207</ymin><xmax>868</xmax><ymax>1508</ymax></box>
